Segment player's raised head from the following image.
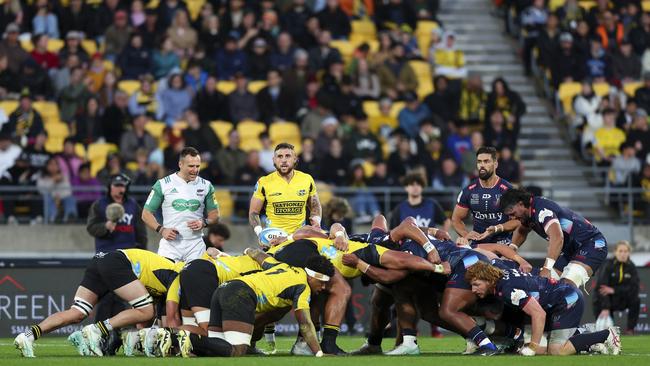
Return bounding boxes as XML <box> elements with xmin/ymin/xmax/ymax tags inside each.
<box><xmin>178</xmin><ymin>146</ymin><xmax>201</xmax><ymax>181</ymax></box>
<box><xmin>476</xmin><ymin>146</ymin><xmax>498</xmax><ymax>181</ymax></box>
<box><xmin>498</xmin><ymin>188</ymin><xmax>532</xmax><ymax>220</ymax></box>
<box><xmin>465</xmin><ymin>262</ymin><xmax>503</xmax><ymax>298</ymax></box>
<box><xmin>304</xmin><ymin>255</ymin><xmax>335</xmax><ymax>294</ymax></box>
<box><xmin>273</xmin><ymin>142</ymin><xmax>297</xmax><ymax>176</ymax></box>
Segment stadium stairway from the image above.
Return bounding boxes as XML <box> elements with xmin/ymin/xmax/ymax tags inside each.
<box><xmin>438</xmin><ymin>0</ymin><xmax>616</xmax><ymax>221</ymax></box>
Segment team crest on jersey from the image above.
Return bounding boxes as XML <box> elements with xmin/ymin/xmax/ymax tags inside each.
<box><xmin>132</xmin><ymin>261</ymin><xmax>142</xmax><ymax>277</ymax></box>
<box><xmin>297</xmin><ymin>189</ymin><xmax>306</xmax><ymax>196</ymax></box>
<box><xmin>470</xmin><ymin>194</ymin><xmax>479</xmax><ymax>204</ymax></box>
<box><xmin>170</xmin><ymin>188</ymin><xmax>178</xmax><ymax>194</ymax></box>
<box><xmin>463</xmin><ymin>255</ymin><xmax>479</xmax><ymax>268</ymax></box>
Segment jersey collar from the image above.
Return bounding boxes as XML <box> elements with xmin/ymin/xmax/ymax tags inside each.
<box><xmin>174</xmin><ymin>172</ymin><xmax>198</xmax><ymax>185</ymax></box>
<box><xmin>479</xmin><ymin>176</ymin><xmax>501</xmax><ymax>189</ymax></box>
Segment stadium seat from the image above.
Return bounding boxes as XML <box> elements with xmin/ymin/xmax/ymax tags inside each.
<box><xmin>144</xmin><ymin>121</ymin><xmax>166</xmax><ymax>140</ymax></box>
<box><xmin>351</xmin><ymin>20</ymin><xmax>377</xmax><ymax>39</ymax></box>
<box><xmin>103</xmin><ymin>59</ymin><xmax>115</xmax><ymax>72</ymax></box>
<box><xmin>409</xmin><ymin>61</ymin><xmax>434</xmax><ymax>99</ymax></box>
<box><xmin>44</xmin><ymin>122</ymin><xmax>69</xmax><ymax>139</ymax></box>
<box><xmin>623</xmin><ymin>81</ymin><xmax>643</xmax><ymax>97</ymax></box>
<box><xmin>186</xmin><ymin>0</ymin><xmax>206</xmax><ymax>21</ymax></box>
<box><xmin>369</xmin><ymin>115</ymin><xmax>398</xmax><ymax>135</ymax></box>
<box><xmin>415</xmin><ymin>20</ymin><xmax>439</xmax><ymax>56</ymax></box>
<box><xmin>0</xmin><ymin>100</ymin><xmax>18</xmax><ymax>115</ymax></box>
<box><xmin>362</xmin><ymin>101</ymin><xmax>381</xmax><ymax>118</ymax></box>
<box><xmin>81</xmin><ymin>40</ymin><xmax>98</xmax><ymax>55</ymax></box>
<box><xmin>557</xmin><ymin>81</ymin><xmax>581</xmax><ymax>114</ymax></box>
<box><xmin>44</xmin><ymin>137</ymin><xmax>65</xmax><ymax>153</ymax></box>
<box><xmin>269</xmin><ymin>122</ymin><xmax>301</xmax><ymax>151</ymax></box>
<box><xmin>644</xmin><ymin>0</ymin><xmax>650</xmax><ymax>12</ymax></box>
<box><xmin>47</xmin><ymin>39</ymin><xmax>65</xmax><ymax>53</ymax></box>
<box><xmin>87</xmin><ymin>143</ymin><xmax>118</xmax><ymax>176</ymax></box>
<box><xmin>329</xmin><ymin>40</ymin><xmax>356</xmax><ymax>62</ymax></box>
<box><xmin>237</xmin><ymin>120</ymin><xmax>266</xmax><ymax>152</ymax></box>
<box><xmin>32</xmin><ymin>101</ymin><xmax>60</xmax><ymax>124</ymax></box>
<box><xmin>216</xmin><ymin>81</ymin><xmax>236</xmax><ymax>94</ymax></box>
<box><xmin>210</xmin><ymin>120</ymin><xmax>234</xmax><ymax>146</ymax></box>
<box><xmin>578</xmin><ymin>0</ymin><xmax>597</xmax><ymax>10</ymax></box>
<box><xmin>593</xmin><ymin>82</ymin><xmax>610</xmax><ymax>97</ymax></box>
<box><xmin>172</xmin><ymin>120</ymin><xmax>188</xmax><ymax>138</ymax></box>
<box><xmin>549</xmin><ymin>0</ymin><xmax>566</xmax><ymax>11</ymax></box>
<box><xmin>248</xmin><ymin>80</ymin><xmax>268</xmax><ymax>93</ymax></box>
<box><xmin>118</xmin><ymin>80</ymin><xmax>141</xmax><ymax>96</ymax></box>
<box><xmin>213</xmin><ymin>189</ymin><xmax>233</xmax><ymax>218</ymax></box>
<box><xmin>390</xmin><ymin>102</ymin><xmax>406</xmax><ymax>117</ymax></box>
<box><xmin>75</xmin><ymin>143</ymin><xmax>86</xmax><ymax>159</ymax></box>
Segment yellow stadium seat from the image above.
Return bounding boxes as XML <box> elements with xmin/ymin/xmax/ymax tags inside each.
<box><xmin>20</xmin><ymin>40</ymin><xmax>33</xmax><ymax>52</ymax></box>
<box><xmin>593</xmin><ymin>82</ymin><xmax>610</xmax><ymax>97</ymax></box>
<box><xmin>172</xmin><ymin>120</ymin><xmax>188</xmax><ymax>138</ymax></box>
<box><xmin>578</xmin><ymin>1</ymin><xmax>596</xmax><ymax>10</ymax></box>
<box><xmin>213</xmin><ymin>189</ymin><xmax>234</xmax><ymax>218</ymax></box>
<box><xmin>33</xmin><ymin>101</ymin><xmax>60</xmax><ymax>124</ymax></box>
<box><xmin>352</xmin><ymin>20</ymin><xmax>377</xmax><ymax>39</ymax></box>
<box><xmin>361</xmin><ymin>161</ymin><xmax>375</xmax><ymax>178</ymax></box>
<box><xmin>237</xmin><ymin>120</ymin><xmax>266</xmax><ymax>152</ymax></box>
<box><xmin>47</xmin><ymin>39</ymin><xmax>65</xmax><ymax>53</ymax></box>
<box><xmin>549</xmin><ymin>0</ymin><xmax>566</xmax><ymax>11</ymax></box>
<box><xmin>45</xmin><ymin>137</ymin><xmax>65</xmax><ymax>153</ymax></box>
<box><xmin>87</xmin><ymin>143</ymin><xmax>118</xmax><ymax>176</ymax></box>
<box><xmin>409</xmin><ymin>60</ymin><xmax>432</xmax><ymax>78</ymax></box>
<box><xmin>268</xmin><ymin>122</ymin><xmax>301</xmax><ymax>150</ymax></box>
<box><xmin>81</xmin><ymin>40</ymin><xmax>98</xmax><ymax>55</ymax></box>
<box><xmin>644</xmin><ymin>0</ymin><xmax>650</xmax><ymax>12</ymax></box>
<box><xmin>557</xmin><ymin>81</ymin><xmax>581</xmax><ymax>114</ymax></box>
<box><xmin>44</xmin><ymin>122</ymin><xmax>69</xmax><ymax>139</ymax></box>
<box><xmin>415</xmin><ymin>20</ymin><xmax>440</xmax><ymax>37</ymax></box>
<box><xmin>390</xmin><ymin>102</ymin><xmax>406</xmax><ymax>118</ymax></box>
<box><xmin>0</xmin><ymin>100</ymin><xmax>18</xmax><ymax>115</ymax></box>
<box><xmin>186</xmin><ymin>0</ymin><xmax>206</xmax><ymax>21</ymax></box>
<box><xmin>75</xmin><ymin>143</ymin><xmax>86</xmax><ymax>159</ymax></box>
<box><xmin>369</xmin><ymin>115</ymin><xmax>398</xmax><ymax>135</ymax></box>
<box><xmin>103</xmin><ymin>60</ymin><xmax>115</xmax><ymax>72</ymax></box>
<box><xmin>315</xmin><ymin>182</ymin><xmax>333</xmax><ymax>206</ymax></box>
<box><xmin>118</xmin><ymin>80</ymin><xmax>141</xmax><ymax>96</ymax></box>
<box><xmin>144</xmin><ymin>121</ymin><xmax>166</xmax><ymax>140</ymax></box>
<box><xmin>623</xmin><ymin>81</ymin><xmax>643</xmax><ymax>97</ymax></box>
<box><xmin>210</xmin><ymin>120</ymin><xmax>234</xmax><ymax>146</ymax></box>
<box><xmin>248</xmin><ymin>80</ymin><xmax>267</xmax><ymax>93</ymax></box>
<box><xmin>329</xmin><ymin>40</ymin><xmax>356</xmax><ymax>61</ymax></box>
<box><xmin>363</xmin><ymin>101</ymin><xmax>381</xmax><ymax>118</ymax></box>
<box><xmin>416</xmin><ymin>79</ymin><xmax>434</xmax><ymax>100</ymax></box>
<box><xmin>216</xmin><ymin>81</ymin><xmax>236</xmax><ymax>94</ymax></box>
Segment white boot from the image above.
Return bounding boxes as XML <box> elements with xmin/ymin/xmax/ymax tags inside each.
<box><xmin>14</xmin><ymin>333</ymin><xmax>35</xmax><ymax>358</ymax></box>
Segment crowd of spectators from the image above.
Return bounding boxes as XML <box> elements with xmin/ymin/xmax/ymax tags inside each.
<box><xmin>0</xmin><ymin>0</ymin><xmax>527</xmax><ymax>223</ymax></box>
<box><xmin>500</xmin><ymin>0</ymin><xmax>650</xmax><ymax>217</ymax></box>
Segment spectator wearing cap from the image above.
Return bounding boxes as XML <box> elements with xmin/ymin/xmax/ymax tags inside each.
<box><xmin>101</xmin><ymin>90</ymin><xmax>130</xmax><ymax>145</ymax></box>
<box><xmin>215</xmin><ymin>129</ymin><xmax>247</xmax><ymax>185</ymax></box>
<box><xmin>30</xmin><ymin>33</ymin><xmax>60</xmax><ymax>70</ymax></box>
<box><xmin>181</xmin><ymin>109</ymin><xmax>221</xmax><ymax>160</ymax></box>
<box><xmin>596</xmin><ymin>10</ymin><xmax>624</xmax><ymax>52</ymax></box>
<box><xmin>0</xmin><ymin>23</ymin><xmax>29</xmax><ymax>73</ymax></box>
<box><xmin>344</xmin><ymin>114</ymin><xmax>383</xmax><ymax>163</ymax></box>
<box><xmin>629</xmin><ymin>12</ymin><xmax>650</xmax><ymax>56</ymax></box>
<box><xmin>215</xmin><ymin>35</ymin><xmax>247</xmax><ymax>80</ymax></box>
<box><xmin>248</xmin><ymin>37</ymin><xmax>272</xmax><ymax>81</ymax></box>
<box><xmin>117</xmin><ymin>33</ymin><xmax>152</xmax><ymax>80</ymax></box>
<box><xmin>317</xmin><ymin>0</ymin><xmax>351</xmax><ymax>39</ymax></box>
<box><xmin>626</xmin><ymin>109</ymin><xmax>650</xmax><ymax>161</ymax></box>
<box><xmin>314</xmin><ymin>116</ymin><xmax>341</xmax><ymax>157</ymax></box>
<box><xmin>398</xmin><ymin>91</ymin><xmax>431</xmax><ymax>139</ymax></box>
<box><xmin>257</xmin><ymin>69</ymin><xmax>298</xmax><ymax>124</ymax></box>
<box><xmin>594</xmin><ymin>108</ymin><xmax>626</xmax><ymax>165</ymax></box>
<box><xmin>377</xmin><ymin>43</ymin><xmax>418</xmax><ymax>100</ymax></box>
<box><xmin>308</xmin><ymin>29</ymin><xmax>342</xmax><ymax>72</ymax></box>
<box><xmin>120</xmin><ymin>114</ymin><xmax>158</xmax><ymax>162</ymax></box>
<box><xmin>228</xmin><ymin>72</ymin><xmax>259</xmax><ymax>123</ymax></box>
<box><xmin>375</xmin><ymin>0</ymin><xmax>417</xmax><ymax>31</ymax></box>
<box><xmin>4</xmin><ymin>91</ymin><xmax>44</xmax><ymax>147</ymax></box>
<box><xmin>166</xmin><ymin>9</ymin><xmax>197</xmax><ymax>58</ymax></box>
<box><xmin>58</xmin><ymin>31</ymin><xmax>90</xmax><ymax>66</ymax></box>
<box><xmin>550</xmin><ymin>32</ymin><xmax>587</xmax><ymax>88</ymax></box>
<box><xmin>613</xmin><ymin>40</ymin><xmax>641</xmax><ymax>83</ymax></box>
<box><xmin>104</xmin><ymin>10</ymin><xmax>133</xmax><ymax>61</ymax></box>
<box><xmin>635</xmin><ymin>72</ymin><xmax>650</xmax><ymax>113</ymax></box>
<box><xmin>32</xmin><ymin>0</ymin><xmax>59</xmax><ymax>39</ymax></box>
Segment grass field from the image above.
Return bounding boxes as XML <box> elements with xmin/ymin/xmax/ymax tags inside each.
<box><xmin>2</xmin><ymin>335</ymin><xmax>649</xmax><ymax>366</ymax></box>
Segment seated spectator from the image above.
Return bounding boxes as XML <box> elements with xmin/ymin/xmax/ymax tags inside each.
<box><xmin>129</xmin><ymin>0</ymin><xmax>146</xmax><ymax>28</ymax></box>
<box><xmin>73</xmin><ymin>97</ymin><xmax>103</xmax><ymax>144</ymax></box>
<box><xmin>535</xmin><ymin>13</ymin><xmax>560</xmax><ymax>71</ymax></box>
<box><xmin>636</xmin><ymin>73</ymin><xmax>650</xmax><ymax>114</ymax></box>
<box><xmin>86</xmin><ymin>54</ymin><xmax>108</xmax><ymax>94</ymax></box>
<box><xmin>446</xmin><ymin>122</ymin><xmax>472</xmax><ymax>163</ymax></box>
<box><xmin>118</xmin><ymin>33</ymin><xmax>152</xmax><ymax>80</ymax></box>
<box><xmin>610</xmin><ymin>142</ymin><xmax>641</xmax><ymax>186</ymax></box>
<box><xmin>71</xmin><ymin>162</ymin><xmax>101</xmax><ymax>219</ymax></box>
<box><xmin>236</xmin><ymin>150</ymin><xmax>265</xmax><ymax>186</ymax></box>
<box><xmin>556</xmin><ymin>0</ymin><xmax>586</xmax><ymax>31</ymax></box>
<box><xmin>317</xmin><ymin>0</ymin><xmax>351</xmax><ymax>39</ymax></box>
<box><xmin>432</xmin><ymin>156</ymin><xmax>468</xmax><ymax>190</ymax></box>
<box><xmin>387</xmin><ymin>133</ymin><xmax>418</xmax><ymax>183</ymax></box>
<box><xmin>204</xmin><ymin>223</ymin><xmax>231</xmax><ymax>251</ymax></box>
<box><xmin>152</xmin><ymin>37</ymin><xmax>181</xmax><ymax>80</ymax></box>
<box><xmin>32</xmin><ymin>0</ymin><xmax>59</xmax><ymax>39</ymax></box>
<box><xmin>257</xmin><ymin>69</ymin><xmax>298</xmax><ymax>124</ymax></box>
<box><xmin>58</xmin><ymin>31</ymin><xmax>90</xmax><ymax>67</ymax></box>
<box><xmin>550</xmin><ymin>32</ymin><xmax>587</xmax><ymax>88</ymax></box>
<box><xmin>573</xmin><ymin>81</ymin><xmax>602</xmax><ymax>138</ymax></box>
<box><xmin>215</xmin><ymin>35</ymin><xmax>247</xmax><ymax>80</ymax></box>
<box><xmin>297</xmin><ymin>137</ymin><xmax>319</xmax><ymax>178</ymax></box>
<box><xmin>0</xmin><ymin>53</ymin><xmax>19</xmax><ymax>98</ymax></box>
<box><xmin>158</xmin><ymin>72</ymin><xmax>193</xmax><ymax>126</ymax></box>
<box><xmin>377</xmin><ymin>43</ymin><xmax>418</xmax><ymax>100</ymax></box>
<box><xmin>51</xmin><ymin>53</ymin><xmax>80</xmax><ymax>95</ymax></box>
<box><xmin>98</xmin><ymin>71</ymin><xmax>118</xmax><ymax>110</ymax></box>
<box><xmin>132</xmin><ymin>148</ymin><xmax>165</xmax><ymax>186</ymax></box>
<box><xmin>0</xmin><ymin>23</ymin><xmax>29</xmax><ymax>74</ymax></box>
<box><xmin>485</xmin><ymin>77</ymin><xmax>526</xmax><ymax>134</ymax></box>
<box><xmin>460</xmin><ymin>131</ymin><xmax>483</xmax><ymax>177</ymax></box>
<box><xmin>593</xmin><ymin>240</ymin><xmax>640</xmax><ymax>335</ymax></box>
<box><xmin>617</xmin><ymin>97</ymin><xmax>638</xmax><ymax>132</ymax></box>
<box><xmin>59</xmin><ymin>0</ymin><xmax>92</xmax><ymax>39</ymax></box>
<box><xmin>166</xmin><ymin>9</ymin><xmax>197</xmax><ymax>59</ymax></box>
<box><xmin>181</xmin><ymin>109</ymin><xmax>221</xmax><ymax>161</ymax></box>
<box><xmin>248</xmin><ymin>38</ymin><xmax>272</xmax><ymax>81</ymax></box>
<box><xmin>30</xmin><ymin>33</ymin><xmax>59</xmax><ymax>70</ymax></box>
<box><xmin>315</xmin><ymin>116</ymin><xmax>341</xmax><ymax>157</ymax></box>
<box><xmin>301</xmin><ymin>96</ymin><xmax>332</xmax><ymax>140</ymax></box>
<box><xmin>0</xmin><ymin>132</ymin><xmax>21</xmax><ymax>183</ymax></box>
<box><xmin>352</xmin><ymin>58</ymin><xmax>381</xmax><ymax>100</ymax></box>
<box><xmin>120</xmin><ymin>114</ymin><xmax>157</xmax><ymax>162</ymax></box>
<box><xmin>431</xmin><ymin>31</ymin><xmax>467</xmax><ymax>79</ymax></box>
<box><xmin>215</xmin><ymin>129</ymin><xmax>247</xmax><ymax>185</ymax></box>
<box><xmin>199</xmin><ymin>15</ymin><xmax>223</xmax><ymax>56</ymax></box>
<box><xmin>641</xmin><ymin>162</ymin><xmax>650</xmax><ymax>219</ymax></box>
<box><xmin>192</xmin><ymin>75</ymin><xmax>229</xmax><ymax>122</ymax></box>
<box><xmin>4</xmin><ymin>91</ymin><xmax>44</xmax><ymax>147</ymax></box>
<box><xmin>97</xmin><ymin>153</ymin><xmax>133</xmax><ymax>185</ymax></box>
<box><xmin>184</xmin><ymin>61</ymin><xmax>208</xmax><ymax>92</ymax></box>
<box><xmin>18</xmin><ymin>58</ymin><xmax>53</xmax><ymax>100</ymax></box>
<box><xmin>258</xmin><ymin>132</ymin><xmax>274</xmax><ymax>173</ymax></box>
<box><xmin>283</xmin><ymin>48</ymin><xmax>312</xmax><ymax>98</ymax></box>
<box><xmin>56</xmin><ymin>137</ymin><xmax>83</xmax><ymax>182</ymax></box>
<box><xmin>19</xmin><ymin>132</ymin><xmax>50</xmax><ymax>182</ymax></box>
<box><xmin>369</xmin><ymin>97</ymin><xmax>399</xmax><ymax>139</ymax></box>
<box><xmin>344</xmin><ymin>115</ymin><xmax>383</xmax><ymax>163</ymax></box>
<box><xmin>368</xmin><ymin>161</ymin><xmax>395</xmax><ymax>186</ymax></box>
<box><xmin>415</xmin><ymin>118</ymin><xmax>446</xmax><ymax>165</ymax></box>
<box><xmin>398</xmin><ymin>25</ymin><xmax>420</xmax><ymax>59</ymax></box>
<box><xmin>630</xmin><ymin>11</ymin><xmax>650</xmax><ymax>56</ymax></box>
<box><xmin>613</xmin><ymin>40</ymin><xmax>641</xmax><ymax>83</ymax></box>
<box><xmin>101</xmin><ymin>90</ymin><xmax>130</xmax><ymax>145</ymax></box>
<box><xmin>595</xmin><ymin>10</ymin><xmax>624</xmax><ymax>53</ymax></box>
<box><xmin>348</xmin><ymin>162</ymin><xmax>380</xmax><ymax>223</ymax></box>
<box><xmin>320</xmin><ymin>137</ymin><xmax>348</xmax><ymax>185</ymax></box>
<box><xmin>37</xmin><ymin>157</ymin><xmax>77</xmax><ymax>223</ymax></box>
<box><xmin>626</xmin><ymin>110</ymin><xmax>650</xmax><ymax>161</ymax></box>
<box><xmin>375</xmin><ymin>0</ymin><xmax>416</xmax><ymax>31</ymax></box>
<box><xmin>483</xmin><ymin>110</ymin><xmax>517</xmax><ymax>151</ymax></box>
<box><xmin>104</xmin><ymin>10</ymin><xmax>133</xmax><ymax>61</ymax></box>
<box><xmin>58</xmin><ymin>66</ymin><xmax>90</xmax><ymax>122</ymax></box>
<box><xmin>496</xmin><ymin>146</ymin><xmax>521</xmax><ymax>184</ymax></box>
<box><xmin>271</xmin><ymin>32</ymin><xmax>296</xmax><ymax>72</ymax></box>
<box><xmin>398</xmin><ymin>91</ymin><xmax>431</xmax><ymax>139</ymax></box>
<box><xmin>424</xmin><ymin>75</ymin><xmax>458</xmax><ymax>125</ymax></box>
<box><xmin>586</xmin><ymin>39</ymin><xmax>611</xmax><ymax>83</ymax></box>
<box><xmin>128</xmin><ymin>74</ymin><xmax>158</xmax><ymax>117</ymax></box>
<box><xmin>457</xmin><ymin>73</ymin><xmax>486</xmax><ymax>125</ymax></box>
<box><xmin>594</xmin><ymin>108</ymin><xmax>626</xmax><ymax>165</ymax></box>
<box><xmin>228</xmin><ymin>72</ymin><xmax>259</xmax><ymax>123</ymax></box>
<box><xmin>307</xmin><ymin>29</ymin><xmax>342</xmax><ymax>72</ymax></box>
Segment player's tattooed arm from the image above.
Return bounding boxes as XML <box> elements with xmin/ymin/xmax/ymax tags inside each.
<box><xmin>295</xmin><ymin>309</ymin><xmax>322</xmax><ymax>355</ymax></box>
<box><xmin>249</xmin><ymin>196</ymin><xmax>264</xmax><ymax>233</ymax></box>
<box><xmin>244</xmin><ymin>247</ymin><xmax>271</xmax><ymax>265</ymax></box>
<box><xmin>308</xmin><ymin>194</ymin><xmax>322</xmax><ymax>227</ymax></box>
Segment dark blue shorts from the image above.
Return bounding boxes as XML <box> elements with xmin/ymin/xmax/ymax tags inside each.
<box><xmin>446</xmin><ymin>252</ymin><xmax>489</xmax><ymax>290</ymax></box>
<box><xmin>546</xmin><ymin>286</ymin><xmax>584</xmax><ymax>330</ymax></box>
<box><xmin>554</xmin><ymin>235</ymin><xmax>608</xmax><ymax>273</ymax></box>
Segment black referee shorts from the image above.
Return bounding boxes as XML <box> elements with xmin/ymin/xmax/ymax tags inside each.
<box><xmin>79</xmin><ymin>251</ymin><xmax>137</xmax><ymax>298</ymax></box>
<box><xmin>272</xmin><ymin>239</ymin><xmax>319</xmax><ymax>267</ymax></box>
<box><xmin>180</xmin><ymin>259</ymin><xmax>219</xmax><ymax>310</ymax></box>
<box><xmin>209</xmin><ymin>280</ymin><xmax>257</xmax><ymax>327</ymax></box>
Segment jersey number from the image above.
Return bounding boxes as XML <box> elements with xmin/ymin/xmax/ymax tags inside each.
<box><xmin>265</xmin><ymin>268</ymin><xmax>287</xmax><ymax>276</ymax></box>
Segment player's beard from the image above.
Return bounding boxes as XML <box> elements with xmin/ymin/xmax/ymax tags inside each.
<box><xmin>274</xmin><ymin>162</ymin><xmax>295</xmax><ymax>177</ymax></box>
<box><xmin>478</xmin><ymin>168</ymin><xmax>494</xmax><ymax>181</ymax></box>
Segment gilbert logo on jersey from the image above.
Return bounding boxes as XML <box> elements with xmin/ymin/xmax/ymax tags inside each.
<box><xmin>272</xmin><ymin>201</ymin><xmax>304</xmax><ymax>215</ymax></box>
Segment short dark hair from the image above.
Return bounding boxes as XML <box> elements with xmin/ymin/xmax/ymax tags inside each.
<box><xmin>179</xmin><ymin>147</ymin><xmax>200</xmax><ymax>160</ymax></box>
<box><xmin>208</xmin><ymin>223</ymin><xmax>231</xmax><ymax>240</ymax></box>
<box><xmin>274</xmin><ymin>142</ymin><xmax>295</xmax><ymax>152</ymax></box>
<box><xmin>498</xmin><ymin>188</ymin><xmax>533</xmax><ymax>211</ymax></box>
<box><xmin>403</xmin><ymin>172</ymin><xmax>427</xmax><ymax>187</ymax></box>
<box><xmin>476</xmin><ymin>146</ymin><xmax>498</xmax><ymax>160</ymax></box>
<box><xmin>304</xmin><ymin>255</ymin><xmax>335</xmax><ymax>278</ymax></box>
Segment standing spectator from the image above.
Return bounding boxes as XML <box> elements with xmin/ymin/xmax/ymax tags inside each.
<box><xmin>4</xmin><ymin>92</ymin><xmax>44</xmax><ymax>147</ymax></box>
<box><xmin>117</xmin><ymin>33</ymin><xmax>152</xmax><ymax>80</ymax></box>
<box><xmin>423</xmin><ymin>75</ymin><xmax>458</xmax><ymax>124</ymax></box>
<box><xmin>594</xmin><ymin>108</ymin><xmax>626</xmax><ymax>165</ymax></box>
<box><xmin>612</xmin><ymin>40</ymin><xmax>642</xmax><ymax>83</ymax></box>
<box><xmin>193</xmin><ymin>75</ymin><xmax>229</xmax><ymax>122</ymax></box>
<box><xmin>228</xmin><ymin>72</ymin><xmax>259</xmax><ymax>123</ymax></box>
<box><xmin>297</xmin><ymin>137</ymin><xmax>319</xmax><ymax>177</ymax></box>
<box><xmin>0</xmin><ymin>23</ymin><xmax>29</xmax><ymax>73</ymax></box>
<box><xmin>390</xmin><ymin>171</ymin><xmax>449</xmax><ymax>230</ymax></box>
<box><xmin>73</xmin><ymin>96</ymin><xmax>103</xmax><ymax>145</ymax></box>
<box><xmin>257</xmin><ymin>69</ymin><xmax>297</xmax><ymax>123</ymax></box>
<box><xmin>320</xmin><ymin>137</ymin><xmax>348</xmax><ymax>185</ymax></box>
<box><xmin>181</xmin><ymin>109</ymin><xmax>221</xmax><ymax>161</ymax></box>
<box><xmin>593</xmin><ymin>240</ymin><xmax>640</xmax><ymax>335</ymax></box>
<box><xmin>71</xmin><ymin>163</ymin><xmax>101</xmax><ymax>219</ymax></box>
<box><xmin>30</xmin><ymin>34</ymin><xmax>59</xmax><ymax>70</ymax></box>
<box><xmin>377</xmin><ymin>43</ymin><xmax>418</xmax><ymax>100</ymax></box>
<box><xmin>236</xmin><ymin>150</ymin><xmax>266</xmax><ymax>186</ymax></box>
<box><xmin>152</xmin><ymin>37</ymin><xmax>181</xmax><ymax>80</ymax></box>
<box><xmin>58</xmin><ymin>0</ymin><xmax>92</xmax><ymax>38</ymax></box>
<box><xmin>166</xmin><ymin>9</ymin><xmax>197</xmax><ymax>59</ymax></box>
<box><xmin>31</xmin><ymin>0</ymin><xmax>59</xmax><ymax>39</ymax></box>
<box><xmin>485</xmin><ymin>77</ymin><xmax>526</xmax><ymax>134</ymax></box>
<box><xmin>37</xmin><ymin>157</ymin><xmax>77</xmax><ymax>223</ymax></box>
<box><xmin>520</xmin><ymin>0</ymin><xmax>548</xmax><ymax>75</ymax></box>
<box><xmin>158</xmin><ymin>73</ymin><xmax>193</xmax><ymax>126</ymax></box>
<box><xmin>496</xmin><ymin>146</ymin><xmax>521</xmax><ymax>185</ymax></box>
<box><xmin>58</xmin><ymin>67</ymin><xmax>90</xmax><ymax>122</ymax></box>
<box><xmin>398</xmin><ymin>91</ymin><xmax>431</xmax><ymax>138</ymax></box>
<box><xmin>550</xmin><ymin>32</ymin><xmax>587</xmax><ymax>88</ymax></box>
<box><xmin>56</xmin><ymin>138</ymin><xmax>83</xmax><ymax>182</ymax></box>
<box><xmin>317</xmin><ymin>0</ymin><xmax>351</xmax><ymax>40</ymax></box>
<box><xmin>216</xmin><ymin>129</ymin><xmax>247</xmax><ymax>185</ymax></box>
<box><xmin>100</xmin><ymin>90</ymin><xmax>130</xmax><ymax>145</ymax></box>
<box><xmin>119</xmin><ymin>114</ymin><xmax>157</xmax><ymax>162</ymax></box>
<box><xmin>345</xmin><ymin>115</ymin><xmax>383</xmax><ymax>163</ymax></box>
<box><xmin>104</xmin><ymin>10</ymin><xmax>133</xmax><ymax>61</ymax></box>
<box><xmin>215</xmin><ymin>35</ymin><xmax>247</xmax><ymax>80</ymax></box>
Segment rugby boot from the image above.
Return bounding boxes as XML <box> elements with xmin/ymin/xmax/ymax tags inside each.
<box><xmin>68</xmin><ymin>330</ymin><xmax>90</xmax><ymax>356</ymax></box>
<box><xmin>350</xmin><ymin>341</ymin><xmax>382</xmax><ymax>355</ymax></box>
<box><xmin>14</xmin><ymin>333</ymin><xmax>35</xmax><ymax>358</ymax></box>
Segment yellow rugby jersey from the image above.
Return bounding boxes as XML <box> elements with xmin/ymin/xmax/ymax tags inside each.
<box><xmin>252</xmin><ymin>170</ymin><xmax>317</xmax><ymax>234</ymax></box>
<box><xmin>267</xmin><ymin>238</ymin><xmax>389</xmax><ymax>279</ymax></box>
<box><xmin>119</xmin><ymin>249</ymin><xmax>184</xmax><ymax>298</ymax></box>
<box><xmin>237</xmin><ymin>263</ymin><xmax>312</xmax><ymax>313</ymax></box>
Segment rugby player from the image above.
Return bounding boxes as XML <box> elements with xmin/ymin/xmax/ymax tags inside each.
<box><xmin>14</xmin><ymin>249</ymin><xmax>184</xmax><ymax>358</ymax></box>
<box><xmin>466</xmin><ymin>262</ymin><xmax>620</xmax><ymax>356</ymax></box>
<box><xmin>142</xmin><ymin>147</ymin><xmax>220</xmax><ymax>261</ymax></box>
<box><xmin>176</xmin><ymin>256</ymin><xmax>334</xmax><ymax>357</ymax></box>
<box><xmin>499</xmin><ymin>188</ymin><xmax>608</xmax><ymax>288</ymax></box>
<box><xmin>452</xmin><ymin>146</ymin><xmax>517</xmax><ymax>247</ymax></box>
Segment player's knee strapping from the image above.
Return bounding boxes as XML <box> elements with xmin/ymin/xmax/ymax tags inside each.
<box><xmin>72</xmin><ymin>297</ymin><xmax>94</xmax><ymax>317</ymax></box>
<box><xmin>129</xmin><ymin>294</ymin><xmax>154</xmax><ymax>309</ymax></box>
<box><xmin>182</xmin><ymin>316</ymin><xmax>198</xmax><ymax>326</ymax></box>
<box><xmin>561</xmin><ymin>263</ymin><xmax>589</xmax><ymax>288</ymax></box>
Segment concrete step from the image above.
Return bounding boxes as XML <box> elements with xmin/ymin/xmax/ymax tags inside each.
<box><xmin>517</xmin><ymin>138</ymin><xmax>567</xmax><ymax>147</ymax></box>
